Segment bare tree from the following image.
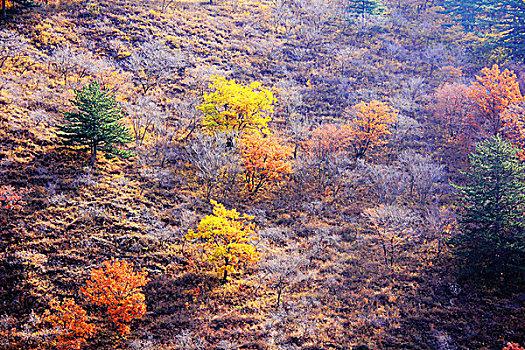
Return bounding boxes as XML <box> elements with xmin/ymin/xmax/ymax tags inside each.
<box><xmin>397</xmin><ymin>150</ymin><xmax>446</xmax><ymax>204</ymax></box>
<box><xmin>174</xmin><ymin>330</ymin><xmax>206</xmax><ymax>350</ymax></box>
<box><xmin>363</xmin><ymin>204</ymin><xmax>417</xmax><ymax>266</ymax></box>
<box><xmin>366</xmin><ymin>164</ymin><xmax>409</xmax><ymax>205</ymax></box>
<box><xmin>47</xmin><ymin>44</ymin><xmax>91</xmax><ymax>84</ymax></box>
<box><xmin>0</xmin><ymin>29</ymin><xmax>31</xmax><ymax>73</ymax></box>
<box><xmin>260</xmin><ymin>246</ymin><xmax>308</xmax><ymax>308</ymax></box>
<box><xmin>389</xmin><ymin>77</ymin><xmax>426</xmax><ymax>117</ymax></box>
<box><xmin>124</xmin><ymin>40</ymin><xmax>186</xmax><ymax>93</ymax></box>
<box><xmin>124</xmin><ymin>96</ymin><xmax>164</xmax><ymax>147</ymax></box>
<box><xmin>185</xmin><ymin>132</ymin><xmax>242</xmax><ymax>200</ymax></box>
<box><xmin>425</xmin><ymin>206</ymin><xmax>454</xmax><ymax>255</ymax></box>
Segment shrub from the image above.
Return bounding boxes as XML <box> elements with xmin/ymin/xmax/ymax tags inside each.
<box><xmin>81</xmin><ymin>259</ymin><xmax>149</xmax><ymax>335</ymax></box>
<box><xmin>43</xmin><ymin>298</ymin><xmax>96</xmax><ymax>350</ymax></box>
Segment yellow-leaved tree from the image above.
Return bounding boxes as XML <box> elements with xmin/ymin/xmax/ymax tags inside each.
<box><xmin>345</xmin><ymin>100</ymin><xmax>398</xmax><ymax>159</ymax></box>
<box><xmin>185</xmin><ymin>200</ymin><xmax>260</xmax><ymax>282</ymax></box>
<box><xmin>198</xmin><ymin>77</ymin><xmax>276</xmax><ymax>135</ymax></box>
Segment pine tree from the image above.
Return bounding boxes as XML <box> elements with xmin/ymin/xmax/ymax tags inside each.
<box><xmin>491</xmin><ymin>0</ymin><xmax>525</xmax><ymax>62</ymax></box>
<box><xmin>440</xmin><ymin>0</ymin><xmax>493</xmax><ymax>32</ymax></box>
<box><xmin>57</xmin><ymin>81</ymin><xmax>133</xmax><ymax>166</ymax></box>
<box><xmin>344</xmin><ymin>0</ymin><xmax>384</xmax><ymax>15</ymax></box>
<box><xmin>452</xmin><ymin>135</ymin><xmax>525</xmax><ymax>280</ymax></box>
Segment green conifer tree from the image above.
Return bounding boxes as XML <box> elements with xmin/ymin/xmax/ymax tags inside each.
<box><xmin>452</xmin><ymin>135</ymin><xmax>525</xmax><ymax>280</ymax></box>
<box><xmin>440</xmin><ymin>0</ymin><xmax>491</xmax><ymax>32</ymax></box>
<box><xmin>57</xmin><ymin>81</ymin><xmax>133</xmax><ymax>167</ymax></box>
<box><xmin>344</xmin><ymin>0</ymin><xmax>384</xmax><ymax>15</ymax></box>
<box><xmin>491</xmin><ymin>0</ymin><xmax>525</xmax><ymax>62</ymax></box>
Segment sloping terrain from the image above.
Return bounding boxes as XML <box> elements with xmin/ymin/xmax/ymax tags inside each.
<box><xmin>0</xmin><ymin>0</ymin><xmax>524</xmax><ymax>349</ymax></box>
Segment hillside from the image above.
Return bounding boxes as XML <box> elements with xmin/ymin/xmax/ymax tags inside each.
<box><xmin>1</xmin><ymin>0</ymin><xmax>524</xmax><ymax>349</ymax></box>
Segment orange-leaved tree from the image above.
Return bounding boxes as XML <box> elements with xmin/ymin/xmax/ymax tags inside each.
<box><xmin>81</xmin><ymin>259</ymin><xmax>149</xmax><ymax>335</ymax></box>
<box><xmin>306</xmin><ymin>124</ymin><xmax>352</xmax><ymax>161</ymax></box>
<box><xmin>345</xmin><ymin>100</ymin><xmax>398</xmax><ymax>159</ymax></box>
<box><xmin>43</xmin><ymin>298</ymin><xmax>96</xmax><ymax>350</ymax></box>
<box><xmin>239</xmin><ymin>132</ymin><xmax>293</xmax><ymax>194</ymax></box>
<box><xmin>503</xmin><ymin>343</ymin><xmax>524</xmax><ymax>350</ymax></box>
<box><xmin>469</xmin><ymin>64</ymin><xmax>524</xmax><ymax>136</ymax></box>
<box><xmin>304</xmin><ymin>124</ymin><xmax>353</xmax><ymax>194</ymax></box>
<box><xmin>198</xmin><ymin>77</ymin><xmax>276</xmax><ymax>135</ymax></box>
<box><xmin>185</xmin><ymin>200</ymin><xmax>260</xmax><ymax>282</ymax></box>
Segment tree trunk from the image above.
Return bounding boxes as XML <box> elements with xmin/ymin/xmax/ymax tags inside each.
<box><xmin>222</xmin><ymin>257</ymin><xmax>229</xmax><ymax>282</ymax></box>
<box><xmin>2</xmin><ymin>0</ymin><xmax>6</xmax><ymax>20</ymax></box>
<box><xmin>90</xmin><ymin>142</ymin><xmax>97</xmax><ymax>167</ymax></box>
<box><xmin>275</xmin><ymin>277</ymin><xmax>283</xmax><ymax>308</ymax></box>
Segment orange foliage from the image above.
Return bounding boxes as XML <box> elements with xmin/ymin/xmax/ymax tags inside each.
<box><xmin>306</xmin><ymin>124</ymin><xmax>352</xmax><ymax>160</ymax></box>
<box><xmin>345</xmin><ymin>100</ymin><xmax>398</xmax><ymax>159</ymax></box>
<box><xmin>503</xmin><ymin>343</ymin><xmax>525</xmax><ymax>350</ymax></box>
<box><xmin>43</xmin><ymin>298</ymin><xmax>96</xmax><ymax>350</ymax></box>
<box><xmin>81</xmin><ymin>259</ymin><xmax>149</xmax><ymax>335</ymax></box>
<box><xmin>239</xmin><ymin>132</ymin><xmax>293</xmax><ymax>194</ymax></box>
<box><xmin>469</xmin><ymin>64</ymin><xmax>524</xmax><ymax>135</ymax></box>
<box><xmin>0</xmin><ymin>185</ymin><xmax>26</xmax><ymax>210</ymax></box>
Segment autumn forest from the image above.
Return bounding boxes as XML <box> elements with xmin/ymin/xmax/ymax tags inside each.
<box><xmin>0</xmin><ymin>0</ymin><xmax>524</xmax><ymax>349</ymax></box>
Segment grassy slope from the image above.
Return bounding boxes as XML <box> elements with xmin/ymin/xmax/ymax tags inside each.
<box><xmin>0</xmin><ymin>0</ymin><xmax>524</xmax><ymax>349</ymax></box>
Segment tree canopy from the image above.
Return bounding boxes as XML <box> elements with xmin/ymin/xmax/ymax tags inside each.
<box><xmin>452</xmin><ymin>135</ymin><xmax>525</xmax><ymax>280</ymax></box>
<box><xmin>57</xmin><ymin>81</ymin><xmax>134</xmax><ymax>166</ymax></box>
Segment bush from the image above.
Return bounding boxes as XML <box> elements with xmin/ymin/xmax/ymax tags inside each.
<box><xmin>81</xmin><ymin>259</ymin><xmax>149</xmax><ymax>335</ymax></box>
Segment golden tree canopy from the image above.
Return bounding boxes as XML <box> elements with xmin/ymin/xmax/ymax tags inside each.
<box><xmin>346</xmin><ymin>100</ymin><xmax>398</xmax><ymax>159</ymax></box>
<box><xmin>198</xmin><ymin>77</ymin><xmax>276</xmax><ymax>135</ymax></box>
<box><xmin>185</xmin><ymin>200</ymin><xmax>260</xmax><ymax>281</ymax></box>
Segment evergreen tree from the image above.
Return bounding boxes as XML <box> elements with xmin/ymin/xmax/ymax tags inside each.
<box><xmin>344</xmin><ymin>0</ymin><xmax>384</xmax><ymax>15</ymax></box>
<box><xmin>491</xmin><ymin>0</ymin><xmax>525</xmax><ymax>62</ymax></box>
<box><xmin>441</xmin><ymin>0</ymin><xmax>525</xmax><ymax>62</ymax></box>
<box><xmin>452</xmin><ymin>135</ymin><xmax>525</xmax><ymax>280</ymax></box>
<box><xmin>57</xmin><ymin>81</ymin><xmax>133</xmax><ymax>167</ymax></box>
<box><xmin>440</xmin><ymin>0</ymin><xmax>491</xmax><ymax>32</ymax></box>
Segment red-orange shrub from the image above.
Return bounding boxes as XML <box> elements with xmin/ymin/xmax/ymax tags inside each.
<box><xmin>503</xmin><ymin>342</ymin><xmax>524</xmax><ymax>350</ymax></box>
<box><xmin>81</xmin><ymin>259</ymin><xmax>149</xmax><ymax>335</ymax></box>
<box><xmin>0</xmin><ymin>185</ymin><xmax>26</xmax><ymax>210</ymax></box>
<box><xmin>43</xmin><ymin>298</ymin><xmax>96</xmax><ymax>350</ymax></box>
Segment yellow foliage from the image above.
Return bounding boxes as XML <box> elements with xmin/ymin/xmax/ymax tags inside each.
<box><xmin>345</xmin><ymin>100</ymin><xmax>398</xmax><ymax>159</ymax></box>
<box><xmin>198</xmin><ymin>77</ymin><xmax>275</xmax><ymax>135</ymax></box>
<box><xmin>185</xmin><ymin>200</ymin><xmax>260</xmax><ymax>281</ymax></box>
